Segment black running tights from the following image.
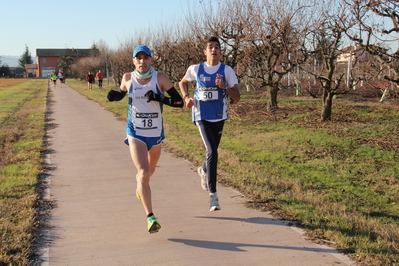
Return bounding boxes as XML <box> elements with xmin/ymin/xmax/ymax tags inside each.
<box><xmin>197</xmin><ymin>120</ymin><xmax>225</xmax><ymax>193</ymax></box>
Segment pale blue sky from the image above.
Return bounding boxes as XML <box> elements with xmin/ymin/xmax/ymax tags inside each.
<box><xmin>1</xmin><ymin>0</ymin><xmax>397</xmax><ymax>61</ymax></box>
<box><xmin>0</xmin><ymin>0</ymin><xmax>203</xmax><ymax>57</ymax></box>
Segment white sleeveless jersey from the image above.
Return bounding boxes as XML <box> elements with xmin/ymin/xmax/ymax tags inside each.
<box><xmin>127</xmin><ymin>71</ymin><xmax>164</xmax><ymax>137</ymax></box>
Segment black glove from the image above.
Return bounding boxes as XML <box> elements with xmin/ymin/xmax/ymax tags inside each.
<box><xmin>144</xmin><ymin>90</ymin><xmax>163</xmax><ymax>103</ymax></box>
<box><xmin>107</xmin><ymin>89</ymin><xmax>127</xmax><ymax>101</ymax></box>
<box><xmin>144</xmin><ymin>87</ymin><xmax>183</xmax><ymax>108</ymax></box>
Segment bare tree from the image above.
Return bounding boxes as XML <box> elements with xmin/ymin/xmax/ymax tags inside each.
<box><xmin>180</xmin><ymin>0</ymin><xmax>315</xmax><ymax>111</ymax></box>
<box><xmin>184</xmin><ymin>0</ymin><xmax>249</xmax><ymax>79</ymax></box>
<box><xmin>236</xmin><ymin>0</ymin><xmax>312</xmax><ymax>111</ymax></box>
<box><xmin>300</xmin><ymin>0</ymin><xmax>364</xmax><ymax>122</ymax></box>
<box><xmin>150</xmin><ymin>23</ymin><xmax>202</xmax><ymax>84</ymax></box>
<box><xmin>154</xmin><ymin>38</ymin><xmax>203</xmax><ymax>84</ymax></box>
<box><xmin>71</xmin><ymin>57</ymin><xmax>102</xmax><ymax>81</ymax></box>
<box><xmin>94</xmin><ymin>40</ymin><xmax>111</xmax><ymax>82</ymax></box>
<box><xmin>109</xmin><ymin>46</ymin><xmax>134</xmax><ymax>86</ymax></box>
<box><xmin>200</xmin><ymin>0</ymin><xmax>248</xmax><ymax>74</ymax></box>
<box><xmin>343</xmin><ymin>0</ymin><xmax>399</xmax><ymax>97</ymax></box>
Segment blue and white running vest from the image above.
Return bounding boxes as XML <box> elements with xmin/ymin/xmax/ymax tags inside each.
<box><xmin>127</xmin><ymin>71</ymin><xmax>164</xmax><ymax>137</ymax></box>
<box><xmin>193</xmin><ymin>63</ymin><xmax>229</xmax><ymax>123</ymax></box>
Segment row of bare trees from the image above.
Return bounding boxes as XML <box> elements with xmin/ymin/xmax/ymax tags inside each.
<box><xmin>73</xmin><ymin>0</ymin><xmax>399</xmax><ymax>122</ymax></box>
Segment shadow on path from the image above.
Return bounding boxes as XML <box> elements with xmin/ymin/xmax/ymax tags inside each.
<box><xmin>194</xmin><ymin>216</ymin><xmax>295</xmax><ymax>226</ymax></box>
<box><xmin>168</xmin><ymin>238</ymin><xmax>338</xmax><ymax>253</ymax></box>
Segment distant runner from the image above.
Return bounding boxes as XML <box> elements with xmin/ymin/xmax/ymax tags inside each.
<box><xmin>96</xmin><ymin>70</ymin><xmax>103</xmax><ymax>90</ymax></box>
<box><xmin>51</xmin><ymin>73</ymin><xmax>58</xmax><ymax>88</ymax></box>
<box><xmin>86</xmin><ymin>71</ymin><xmax>95</xmax><ymax>90</ymax></box>
<box><xmin>58</xmin><ymin>71</ymin><xmax>66</xmax><ymax>87</ymax></box>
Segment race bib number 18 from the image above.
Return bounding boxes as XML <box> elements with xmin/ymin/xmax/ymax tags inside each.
<box><xmin>135</xmin><ymin>113</ymin><xmax>158</xmax><ymax>130</ymax></box>
<box><xmin>198</xmin><ymin>86</ymin><xmax>219</xmax><ymax>101</ymax></box>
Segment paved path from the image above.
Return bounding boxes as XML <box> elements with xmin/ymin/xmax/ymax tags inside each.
<box><xmin>40</xmin><ymin>84</ymin><xmax>355</xmax><ymax>265</ymax></box>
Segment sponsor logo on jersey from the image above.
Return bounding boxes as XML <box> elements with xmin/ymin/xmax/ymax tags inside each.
<box><xmin>199</xmin><ymin>74</ymin><xmax>211</xmax><ymax>82</ymax></box>
<box><xmin>136</xmin><ymin>113</ymin><xmax>159</xmax><ymax>118</ymax></box>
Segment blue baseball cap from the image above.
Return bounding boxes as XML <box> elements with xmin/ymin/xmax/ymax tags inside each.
<box><xmin>133</xmin><ymin>45</ymin><xmax>152</xmax><ymax>57</ymax></box>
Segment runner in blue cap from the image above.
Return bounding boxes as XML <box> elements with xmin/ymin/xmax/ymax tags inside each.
<box><xmin>107</xmin><ymin>45</ymin><xmax>183</xmax><ymax>233</ymax></box>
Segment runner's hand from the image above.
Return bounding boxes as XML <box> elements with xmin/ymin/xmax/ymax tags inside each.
<box><xmin>144</xmin><ymin>90</ymin><xmax>162</xmax><ymax>103</ymax></box>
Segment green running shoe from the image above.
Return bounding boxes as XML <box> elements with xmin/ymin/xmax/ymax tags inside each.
<box><xmin>147</xmin><ymin>215</ymin><xmax>161</xmax><ymax>234</ymax></box>
<box><xmin>136</xmin><ymin>190</ymin><xmax>141</xmax><ymax>200</ymax></box>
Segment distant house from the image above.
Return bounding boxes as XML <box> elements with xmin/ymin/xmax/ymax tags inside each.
<box><xmin>25</xmin><ymin>64</ymin><xmax>38</xmax><ymax>77</ymax></box>
<box><xmin>36</xmin><ymin>48</ymin><xmax>99</xmax><ymax>77</ymax></box>
<box><xmin>337</xmin><ymin>45</ymin><xmax>378</xmax><ymax>64</ymax></box>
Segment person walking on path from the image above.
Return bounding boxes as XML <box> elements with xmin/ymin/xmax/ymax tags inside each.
<box><xmin>179</xmin><ymin>36</ymin><xmax>240</xmax><ymax>212</ymax></box>
<box><xmin>86</xmin><ymin>71</ymin><xmax>95</xmax><ymax>90</ymax></box>
<box><xmin>107</xmin><ymin>45</ymin><xmax>183</xmax><ymax>234</ymax></box>
<box><xmin>96</xmin><ymin>70</ymin><xmax>103</xmax><ymax>90</ymax></box>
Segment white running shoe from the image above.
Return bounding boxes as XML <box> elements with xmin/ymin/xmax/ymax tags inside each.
<box><xmin>197</xmin><ymin>167</ymin><xmax>208</xmax><ymax>191</ymax></box>
<box><xmin>209</xmin><ymin>193</ymin><xmax>221</xmax><ymax>211</ymax></box>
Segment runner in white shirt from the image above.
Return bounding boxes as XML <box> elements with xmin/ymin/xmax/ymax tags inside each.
<box><xmin>179</xmin><ymin>37</ymin><xmax>240</xmax><ymax>212</ymax></box>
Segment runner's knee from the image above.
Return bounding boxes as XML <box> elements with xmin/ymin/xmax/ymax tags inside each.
<box><xmin>136</xmin><ymin>169</ymin><xmax>151</xmax><ymax>183</ymax></box>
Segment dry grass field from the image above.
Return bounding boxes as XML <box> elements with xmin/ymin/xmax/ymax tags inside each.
<box><xmin>0</xmin><ymin>78</ymin><xmax>30</xmax><ymax>87</ymax></box>
<box><xmin>0</xmin><ymin>79</ymin><xmax>48</xmax><ymax>265</ymax></box>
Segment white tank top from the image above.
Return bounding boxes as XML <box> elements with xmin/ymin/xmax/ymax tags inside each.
<box><xmin>128</xmin><ymin>71</ymin><xmax>163</xmax><ymax>137</ymax></box>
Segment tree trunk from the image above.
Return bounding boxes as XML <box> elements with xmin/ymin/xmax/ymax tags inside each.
<box><xmin>321</xmin><ymin>89</ymin><xmax>333</xmax><ymax>122</ymax></box>
<box><xmin>265</xmin><ymin>85</ymin><xmax>279</xmax><ymax>112</ymax></box>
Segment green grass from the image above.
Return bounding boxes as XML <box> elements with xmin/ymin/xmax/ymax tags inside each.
<box><xmin>0</xmin><ymin>79</ymin><xmax>48</xmax><ymax>265</ymax></box>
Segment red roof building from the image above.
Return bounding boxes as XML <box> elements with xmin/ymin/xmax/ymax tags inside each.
<box><xmin>36</xmin><ymin>48</ymin><xmax>99</xmax><ymax>77</ymax></box>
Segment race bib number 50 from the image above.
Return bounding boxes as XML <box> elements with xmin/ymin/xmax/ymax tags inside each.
<box><xmin>198</xmin><ymin>86</ymin><xmax>219</xmax><ymax>101</ymax></box>
<box><xmin>135</xmin><ymin>113</ymin><xmax>159</xmax><ymax>130</ymax></box>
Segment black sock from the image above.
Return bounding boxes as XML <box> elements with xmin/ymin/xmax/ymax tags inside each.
<box><xmin>147</xmin><ymin>213</ymin><xmax>154</xmax><ymax>218</ymax></box>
